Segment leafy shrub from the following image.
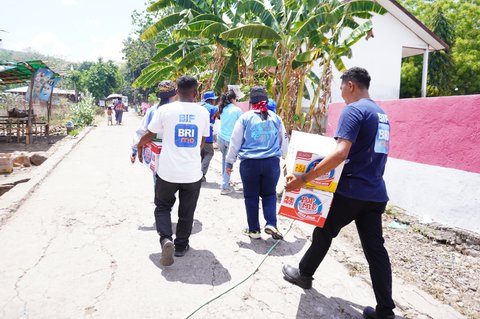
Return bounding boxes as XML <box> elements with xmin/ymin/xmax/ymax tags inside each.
<box><xmin>70</xmin><ymin>92</ymin><xmax>96</xmax><ymax>127</ymax></box>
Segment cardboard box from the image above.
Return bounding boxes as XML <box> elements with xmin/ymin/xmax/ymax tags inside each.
<box><xmin>142</xmin><ymin>141</ymin><xmax>162</xmax><ymax>173</ymax></box>
<box><xmin>287</xmin><ymin>131</ymin><xmax>345</xmax><ymax>193</ymax></box>
<box><xmin>292</xmin><ymin>151</ymin><xmax>344</xmax><ymax>192</ymax></box>
<box><xmin>278</xmin><ymin>187</ymin><xmax>333</xmax><ymax>228</ymax></box>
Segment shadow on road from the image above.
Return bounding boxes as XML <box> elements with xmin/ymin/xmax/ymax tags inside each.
<box><xmin>138</xmin><ymin>223</ymin><xmax>156</xmax><ymax>231</ymax></box>
<box><xmin>236</xmin><ymin>235</ymin><xmax>307</xmax><ymax>256</ymax></box>
<box><xmin>149</xmin><ymin>248</ymin><xmax>231</xmax><ymax>285</ymax></box>
<box><xmin>201</xmin><ymin>181</ymin><xmax>221</xmax><ymax>189</ymax></box>
<box><xmin>295</xmin><ymin>289</ymin><xmax>405</xmax><ymax>319</ymax></box>
<box><xmin>138</xmin><ymin>219</ymin><xmax>203</xmax><ymax>235</ymax></box>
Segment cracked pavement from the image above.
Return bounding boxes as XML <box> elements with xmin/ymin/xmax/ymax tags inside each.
<box><xmin>0</xmin><ymin>111</ymin><xmax>465</xmax><ymax>318</ymax></box>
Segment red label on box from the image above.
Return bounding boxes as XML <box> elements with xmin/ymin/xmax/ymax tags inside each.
<box><xmin>278</xmin><ymin>188</ymin><xmax>333</xmax><ymax>228</ymax></box>
<box><xmin>143</xmin><ymin>142</ymin><xmax>162</xmax><ymax>173</ymax></box>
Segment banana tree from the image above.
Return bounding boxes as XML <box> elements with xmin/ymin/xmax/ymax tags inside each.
<box><xmin>134</xmin><ymin>0</ymin><xmax>245</xmax><ymax>93</ymax></box>
<box><xmin>293</xmin><ymin>0</ymin><xmax>387</xmax><ymax>132</ymax></box>
<box><xmin>223</xmin><ymin>0</ymin><xmax>386</xmax><ymax>132</ymax></box>
<box><xmin>221</xmin><ymin>0</ymin><xmax>309</xmax><ymax>130</ymax></box>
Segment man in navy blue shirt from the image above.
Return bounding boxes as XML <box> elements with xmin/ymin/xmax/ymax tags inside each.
<box><xmin>282</xmin><ymin>67</ymin><xmax>395</xmax><ymax>319</ymax></box>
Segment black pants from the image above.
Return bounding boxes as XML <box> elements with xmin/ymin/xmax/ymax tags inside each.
<box><xmin>299</xmin><ymin>193</ymin><xmax>395</xmax><ymax>317</ymax></box>
<box><xmin>154</xmin><ymin>176</ymin><xmax>202</xmax><ymax>249</ymax></box>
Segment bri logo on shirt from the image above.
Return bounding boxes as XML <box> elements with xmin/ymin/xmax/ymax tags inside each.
<box><xmin>375</xmin><ymin>112</ymin><xmax>390</xmax><ymax>154</ymax></box>
<box><xmin>175</xmin><ymin>124</ymin><xmax>198</xmax><ymax>148</ymax></box>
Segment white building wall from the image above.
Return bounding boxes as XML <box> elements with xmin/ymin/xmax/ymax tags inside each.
<box><xmin>310</xmin><ymin>13</ymin><xmax>431</xmax><ymax>103</ymax></box>
<box><xmin>384</xmin><ymin>158</ymin><xmax>480</xmax><ymax>234</ymax></box>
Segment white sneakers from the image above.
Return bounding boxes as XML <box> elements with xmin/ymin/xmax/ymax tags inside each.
<box><xmin>264</xmin><ymin>225</ymin><xmax>284</xmax><ymax>240</ymax></box>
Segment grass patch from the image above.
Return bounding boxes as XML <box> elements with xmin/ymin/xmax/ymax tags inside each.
<box><xmin>68</xmin><ymin>128</ymin><xmax>81</xmax><ymax>137</ymax></box>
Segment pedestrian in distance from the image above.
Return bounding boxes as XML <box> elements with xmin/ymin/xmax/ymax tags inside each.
<box><xmin>225</xmin><ymin>86</ymin><xmax>288</xmax><ymax>240</ymax></box>
<box><xmin>115</xmin><ymin>98</ymin><xmax>125</xmax><ymax>125</ymax></box>
<box><xmin>282</xmin><ymin>67</ymin><xmax>395</xmax><ymax>319</ymax></box>
<box><xmin>216</xmin><ymin>89</ymin><xmax>243</xmax><ymax>195</ymax></box>
<box><xmin>106</xmin><ymin>106</ymin><xmax>113</xmax><ymax>126</ymax></box>
<box><xmin>137</xmin><ymin>75</ymin><xmax>210</xmax><ymax>267</ymax></box>
<box><xmin>200</xmin><ymin>91</ymin><xmax>219</xmax><ymax>182</ymax></box>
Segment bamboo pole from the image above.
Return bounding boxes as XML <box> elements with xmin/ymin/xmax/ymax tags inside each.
<box><xmin>26</xmin><ymin>71</ymin><xmax>35</xmax><ymax>145</ymax></box>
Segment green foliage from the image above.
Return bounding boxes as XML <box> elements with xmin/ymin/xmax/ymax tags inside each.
<box><xmin>131</xmin><ymin>0</ymin><xmax>386</xmax><ymax>132</ymax></box>
<box><xmin>121</xmin><ymin>6</ymin><xmax>175</xmax><ymax>104</ymax></box>
<box><xmin>428</xmin><ymin>8</ymin><xmax>455</xmax><ymax>96</ymax></box>
<box><xmin>147</xmin><ymin>93</ymin><xmax>158</xmax><ymax>104</ymax></box>
<box><xmin>399</xmin><ymin>0</ymin><xmax>480</xmax><ymax>96</ymax></box>
<box><xmin>80</xmin><ymin>58</ymin><xmax>121</xmax><ymax>100</ymax></box>
<box><xmin>68</xmin><ymin>128</ymin><xmax>80</xmax><ymax>137</ymax></box>
<box><xmin>70</xmin><ymin>92</ymin><xmax>97</xmax><ymax>127</ymax></box>
<box><xmin>400</xmin><ymin>57</ymin><xmax>422</xmax><ymax>98</ymax></box>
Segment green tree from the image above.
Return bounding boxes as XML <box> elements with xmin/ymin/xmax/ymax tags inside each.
<box><xmin>400</xmin><ymin>6</ymin><xmax>455</xmax><ymax>97</ymax></box>
<box><xmin>122</xmin><ymin>7</ymin><xmax>174</xmax><ymax>104</ymax></box>
<box><xmin>134</xmin><ymin>0</ymin><xmax>241</xmax><ymax>92</ymax></box>
<box><xmin>81</xmin><ymin>58</ymin><xmax>121</xmax><ymax>100</ymax></box>
<box><xmin>427</xmin><ymin>8</ymin><xmax>455</xmax><ymax>96</ymax></box>
<box><xmin>400</xmin><ymin>0</ymin><xmax>480</xmax><ymax>96</ymax></box>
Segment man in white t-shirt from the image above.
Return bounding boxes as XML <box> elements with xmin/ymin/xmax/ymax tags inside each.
<box><xmin>137</xmin><ymin>76</ymin><xmax>210</xmax><ymax>266</ymax></box>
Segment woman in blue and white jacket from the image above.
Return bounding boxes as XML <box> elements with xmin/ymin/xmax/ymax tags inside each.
<box><xmin>225</xmin><ymin>86</ymin><xmax>288</xmax><ymax>240</ymax></box>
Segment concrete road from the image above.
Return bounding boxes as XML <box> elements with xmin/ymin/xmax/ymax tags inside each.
<box><xmin>0</xmin><ymin>111</ymin><xmax>464</xmax><ymax>319</ymax></box>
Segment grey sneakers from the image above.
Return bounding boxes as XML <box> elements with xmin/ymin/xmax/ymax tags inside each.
<box><xmin>220</xmin><ymin>187</ymin><xmax>234</xmax><ymax>195</ymax></box>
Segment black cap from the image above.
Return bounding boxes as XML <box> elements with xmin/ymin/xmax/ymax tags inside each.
<box><xmin>249</xmin><ymin>86</ymin><xmax>268</xmax><ymax>104</ymax></box>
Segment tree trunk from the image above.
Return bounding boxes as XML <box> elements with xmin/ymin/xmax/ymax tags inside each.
<box><xmin>310</xmin><ymin>63</ymin><xmax>333</xmax><ymax>133</ymax></box>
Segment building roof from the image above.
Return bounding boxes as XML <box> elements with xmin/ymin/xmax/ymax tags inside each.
<box><xmin>5</xmin><ymin>86</ymin><xmax>75</xmax><ymax>96</ymax></box>
<box><xmin>0</xmin><ymin>60</ymin><xmax>59</xmax><ymax>85</ymax></box>
<box><xmin>378</xmin><ymin>0</ymin><xmax>448</xmax><ymax>53</ymax></box>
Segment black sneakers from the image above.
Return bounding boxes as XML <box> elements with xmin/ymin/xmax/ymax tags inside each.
<box><xmin>174</xmin><ymin>244</ymin><xmax>190</xmax><ymax>257</ymax></box>
<box><xmin>363</xmin><ymin>306</ymin><xmax>395</xmax><ymax>319</ymax></box>
<box><xmin>160</xmin><ymin>239</ymin><xmax>174</xmax><ymax>266</ymax></box>
<box><xmin>282</xmin><ymin>264</ymin><xmax>313</xmax><ymax>289</ymax></box>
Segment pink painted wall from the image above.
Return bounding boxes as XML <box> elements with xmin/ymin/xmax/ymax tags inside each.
<box><xmin>327</xmin><ymin>95</ymin><xmax>480</xmax><ymax>174</ymax></box>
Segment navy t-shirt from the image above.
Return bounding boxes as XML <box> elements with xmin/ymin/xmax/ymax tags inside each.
<box><xmin>334</xmin><ymin>98</ymin><xmax>390</xmax><ymax>202</ymax></box>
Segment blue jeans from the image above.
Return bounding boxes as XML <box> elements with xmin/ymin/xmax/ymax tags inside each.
<box><xmin>217</xmin><ymin>137</ymin><xmax>231</xmax><ymax>189</ymax></box>
<box><xmin>239</xmin><ymin>157</ymin><xmax>280</xmax><ymax>231</ymax></box>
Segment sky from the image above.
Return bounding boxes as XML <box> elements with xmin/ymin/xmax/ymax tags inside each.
<box><xmin>0</xmin><ymin>0</ymin><xmax>150</xmax><ymax>63</ymax></box>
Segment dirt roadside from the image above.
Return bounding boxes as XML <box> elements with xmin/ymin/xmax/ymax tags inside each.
<box><xmin>326</xmin><ymin>206</ymin><xmax>479</xmax><ymax>318</ymax></box>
